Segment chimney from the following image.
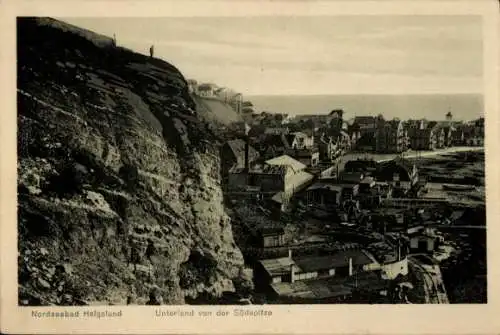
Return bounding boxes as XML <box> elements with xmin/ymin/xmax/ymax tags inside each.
<box><xmin>397</xmin><ymin>239</ymin><xmax>402</xmax><ymax>261</ymax></box>
<box><xmin>290</xmin><ymin>264</ymin><xmax>296</xmax><ymax>283</ymax></box>
<box><xmin>244</xmin><ymin>136</ymin><xmax>250</xmax><ymax>172</ymax></box>
<box><xmin>348</xmin><ymin>257</ymin><xmax>353</xmax><ymax>276</ymax></box>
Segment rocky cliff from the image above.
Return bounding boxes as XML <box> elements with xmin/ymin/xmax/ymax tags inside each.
<box><xmin>17</xmin><ymin>17</ymin><xmax>251</xmax><ymax>306</ymax></box>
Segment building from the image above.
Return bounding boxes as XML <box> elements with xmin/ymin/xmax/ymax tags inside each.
<box><xmin>258</xmin><ymin>227</ymin><xmax>286</xmax><ymax>248</ymax></box>
<box><xmin>451</xmin><ymin>127</ymin><xmax>465</xmax><ymax>146</ymax></box>
<box><xmin>316</xmin><ymin>135</ymin><xmax>340</xmax><ymax>162</ymax></box>
<box><xmin>426</xmin><ymin>121</ymin><xmax>445</xmax><ymax>149</ymax></box>
<box><xmin>227</xmin><ymin>92</ymin><xmax>243</xmax><ymax>115</ymax></box>
<box><xmin>375</xmin><ymin>119</ymin><xmax>407</xmax><ymax>153</ymax></box>
<box><xmin>186</xmin><ymin>79</ymin><xmax>198</xmax><ymax>95</ymax></box>
<box><xmin>409</xmin><ymin>128</ymin><xmax>435</xmax><ymax>150</ymax></box>
<box><xmin>305</xmin><ymin>183</ymin><xmax>343</xmax><ymax>208</ymax></box>
<box><xmin>353</xmin><ymin>116</ymin><xmax>377</xmax><ymax>135</ymax></box>
<box><xmin>338</xmin><ymin>171</ymin><xmax>364</xmax><ymax>184</ymax></box>
<box><xmin>441</xmin><ymin>125</ymin><xmax>455</xmax><ymax>147</ymax></box>
<box><xmin>344</xmin><ymin>159</ymin><xmax>378</xmax><ymax>175</ymax></box>
<box><xmin>228</xmin><ymin>155</ymin><xmax>314</xmax><ymax>209</ymax></box>
<box><xmin>255</xmin><ymin>249</ymin><xmax>378</xmax><ymax>289</ymax></box>
<box><xmin>408</xmin><ymin>227</ymin><xmax>444</xmax><ymax>253</ymax></box>
<box><xmin>259</xmin><ymin>134</ymin><xmax>290</xmax><ymax>159</ymax></box>
<box><xmin>375</xmin><ymin>157</ymin><xmax>419</xmax><ymax>186</ymax></box>
<box><xmin>347</xmin><ymin>123</ymin><xmax>362</xmax><ymax>150</ymax></box>
<box><xmin>286</xmin><ymin>132</ymin><xmax>314</xmax><ymax>149</ymax></box>
<box><xmin>286</xmin><ymin>148</ymin><xmax>320</xmax><ymax>167</ymax></box>
<box><xmin>220</xmin><ymin>139</ymin><xmax>259</xmax><ymax>187</ymax></box>
<box><xmin>197</xmin><ymin>83</ymin><xmax>218</xmax><ymax>97</ymax></box>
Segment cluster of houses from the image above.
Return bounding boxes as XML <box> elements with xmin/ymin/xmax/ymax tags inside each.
<box><xmin>218</xmin><ymin>104</ymin><xmax>484</xmax><ymax>302</ymax></box>
<box><xmin>333</xmin><ymin>111</ymin><xmax>484</xmax><ymax>153</ymax></box>
<box><xmin>239</xmin><ymin>109</ymin><xmax>484</xmax><ymax>155</ymax></box>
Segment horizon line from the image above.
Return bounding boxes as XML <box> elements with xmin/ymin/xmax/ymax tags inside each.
<box><xmin>244</xmin><ymin>92</ymin><xmax>484</xmax><ymax>97</ymax></box>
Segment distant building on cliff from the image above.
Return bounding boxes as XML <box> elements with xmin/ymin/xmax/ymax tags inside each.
<box><xmin>197</xmin><ymin>83</ymin><xmax>218</xmax><ymax>97</ymax></box>
<box><xmin>186</xmin><ymin>79</ymin><xmax>198</xmax><ymax>95</ymax></box>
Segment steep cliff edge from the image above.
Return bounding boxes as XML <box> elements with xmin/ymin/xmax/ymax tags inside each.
<box><xmin>17</xmin><ymin>17</ymin><xmax>251</xmax><ymax>306</ymax></box>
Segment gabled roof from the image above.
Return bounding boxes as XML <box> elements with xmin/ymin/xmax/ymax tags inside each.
<box><xmin>265</xmin><ymin>155</ymin><xmax>307</xmax><ymax>173</ymax></box>
<box><xmin>388</xmin><ymin>119</ymin><xmax>402</xmax><ymax>129</ymax></box>
<box><xmin>426</xmin><ymin>121</ymin><xmax>439</xmax><ymax>130</ymax></box>
<box><xmin>225</xmin><ymin>139</ymin><xmax>259</xmax><ymax>167</ymax></box>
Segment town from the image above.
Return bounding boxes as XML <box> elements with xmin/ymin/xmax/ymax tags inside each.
<box><xmin>187</xmin><ymin>80</ymin><xmax>486</xmax><ymax>304</ymax></box>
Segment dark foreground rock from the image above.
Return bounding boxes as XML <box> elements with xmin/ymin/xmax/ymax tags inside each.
<box><xmin>17</xmin><ymin>17</ymin><xmax>251</xmax><ymax>305</ymax></box>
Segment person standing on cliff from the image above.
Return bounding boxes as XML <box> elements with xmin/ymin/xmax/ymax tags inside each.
<box><xmin>149</xmin><ymin>45</ymin><xmax>154</xmax><ymax>58</ymax></box>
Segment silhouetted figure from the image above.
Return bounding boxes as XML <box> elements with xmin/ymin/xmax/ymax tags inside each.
<box><xmin>112</xmin><ymin>34</ymin><xmax>117</xmax><ymax>47</ymax></box>
<box><xmin>149</xmin><ymin>45</ymin><xmax>154</xmax><ymax>58</ymax></box>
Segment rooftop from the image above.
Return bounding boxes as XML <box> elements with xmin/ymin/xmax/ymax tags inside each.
<box><xmin>338</xmin><ymin>171</ymin><xmax>364</xmax><ymax>183</ymax></box>
<box><xmin>294</xmin><ymin>250</ymin><xmax>376</xmax><ymax>273</ymax></box>
<box><xmin>259</xmin><ymin>257</ymin><xmax>295</xmax><ymax>277</ymax></box>
<box><xmin>265</xmin><ymin>155</ymin><xmax>307</xmax><ymax>173</ymax></box>
<box><xmin>306</xmin><ymin>183</ymin><xmax>343</xmax><ymax>193</ymax></box>
<box><xmin>271</xmin><ymin>271</ymin><xmax>387</xmax><ymax>299</ymax></box>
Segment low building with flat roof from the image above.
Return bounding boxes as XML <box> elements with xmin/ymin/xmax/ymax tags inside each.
<box><xmin>254</xmin><ymin>249</ymin><xmax>379</xmax><ymax>292</ymax></box>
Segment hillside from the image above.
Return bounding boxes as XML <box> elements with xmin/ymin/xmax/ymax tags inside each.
<box><xmin>17</xmin><ymin>17</ymin><xmax>251</xmax><ymax>306</ymax></box>
<box><xmin>193</xmin><ymin>96</ymin><xmax>242</xmax><ymax>125</ymax></box>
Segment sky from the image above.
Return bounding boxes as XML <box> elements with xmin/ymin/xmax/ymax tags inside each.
<box><xmin>62</xmin><ymin>16</ymin><xmax>483</xmax><ymax>96</ymax></box>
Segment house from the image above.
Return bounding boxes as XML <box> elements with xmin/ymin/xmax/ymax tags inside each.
<box><xmin>375</xmin><ymin>157</ymin><xmax>419</xmax><ymax>187</ymax></box>
<box><xmin>409</xmin><ymin>128</ymin><xmax>435</xmax><ymax>150</ymax></box>
<box><xmin>375</xmin><ymin>119</ymin><xmax>407</xmax><ymax>153</ymax></box>
<box><xmin>353</xmin><ymin>116</ymin><xmax>377</xmax><ymax>134</ymax></box>
<box><xmin>254</xmin><ymin>249</ymin><xmax>378</xmax><ymax>290</ymax></box>
<box><xmin>286</xmin><ymin>147</ymin><xmax>320</xmax><ymax>167</ymax></box>
<box><xmin>347</xmin><ymin>123</ymin><xmax>362</xmax><ymax>150</ymax></box>
<box><xmin>221</xmin><ymin>139</ymin><xmax>260</xmax><ymax>186</ymax></box>
<box><xmin>305</xmin><ymin>183</ymin><xmax>343</xmax><ymax>207</ymax></box>
<box><xmin>316</xmin><ymin>135</ymin><xmax>339</xmax><ymax>162</ymax></box>
<box><xmin>227</xmin><ymin>92</ymin><xmax>243</xmax><ymax>114</ymax></box>
<box><xmin>186</xmin><ymin>79</ymin><xmax>198</xmax><ymax>95</ymax></box>
<box><xmin>338</xmin><ymin>171</ymin><xmax>364</xmax><ymax>184</ymax></box>
<box><xmin>353</xmin><ymin>132</ymin><xmax>376</xmax><ymax>152</ymax></box>
<box><xmin>259</xmin><ymin>134</ymin><xmax>291</xmax><ymax>158</ymax></box>
<box><xmin>232</xmin><ymin>155</ymin><xmax>314</xmax><ymax>210</ymax></box>
<box><xmin>292</xmin><ymin>114</ymin><xmax>334</xmax><ymax>128</ymax></box>
<box><xmin>441</xmin><ymin>125</ymin><xmax>455</xmax><ymax>147</ymax></box>
<box><xmin>344</xmin><ymin>159</ymin><xmax>378</xmax><ymax>174</ymax></box>
<box><xmin>463</xmin><ymin>120</ymin><xmax>485</xmax><ymax>146</ymax></box>
<box><xmin>408</xmin><ymin>227</ymin><xmax>443</xmax><ymax>253</ymax></box>
<box><xmin>286</xmin><ymin>132</ymin><xmax>314</xmax><ymax>149</ymax></box>
<box><xmin>426</xmin><ymin>121</ymin><xmax>445</xmax><ymax>149</ymax></box>
<box><xmin>197</xmin><ymin>83</ymin><xmax>218</xmax><ymax>97</ymax></box>
<box><xmin>451</xmin><ymin>127</ymin><xmax>465</xmax><ymax>146</ymax></box>
<box><xmin>359</xmin><ymin>176</ymin><xmax>376</xmax><ymax>194</ymax></box>
<box><xmin>258</xmin><ymin>227</ymin><xmax>286</xmax><ymax>248</ymax></box>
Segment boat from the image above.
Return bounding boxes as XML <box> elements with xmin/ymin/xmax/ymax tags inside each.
<box><xmin>442</xmin><ymin>184</ymin><xmax>476</xmax><ymax>191</ymax></box>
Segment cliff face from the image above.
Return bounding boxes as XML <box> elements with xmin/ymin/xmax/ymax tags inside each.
<box><xmin>17</xmin><ymin>18</ymin><xmax>250</xmax><ymax>306</ymax></box>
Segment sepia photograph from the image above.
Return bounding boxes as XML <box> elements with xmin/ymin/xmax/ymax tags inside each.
<box><xmin>2</xmin><ymin>0</ymin><xmax>500</xmax><ymax>332</ymax></box>
<box><xmin>15</xmin><ymin>13</ymin><xmax>489</xmax><ymax>308</ymax></box>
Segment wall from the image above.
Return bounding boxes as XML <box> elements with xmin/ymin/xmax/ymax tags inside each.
<box><xmin>227</xmin><ymin>172</ymin><xmax>248</xmax><ymax>190</ymax></box>
<box><xmin>253</xmin><ymin>173</ymin><xmax>284</xmax><ymax>193</ymax></box>
<box><xmin>380</xmin><ymin>258</ymin><xmax>409</xmax><ymax>280</ymax></box>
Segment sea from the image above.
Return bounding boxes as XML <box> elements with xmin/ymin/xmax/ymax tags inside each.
<box><xmin>247</xmin><ymin>94</ymin><xmax>484</xmax><ymax>122</ymax></box>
